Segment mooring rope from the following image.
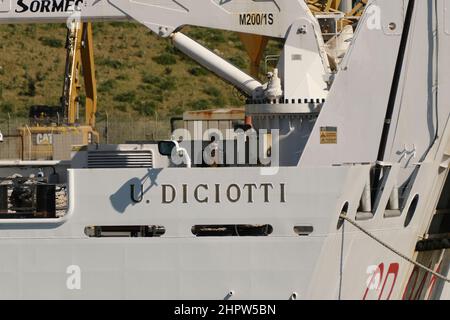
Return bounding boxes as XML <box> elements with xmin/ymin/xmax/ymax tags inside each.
<box><xmin>339</xmin><ymin>214</ymin><xmax>450</xmax><ymax>283</ymax></box>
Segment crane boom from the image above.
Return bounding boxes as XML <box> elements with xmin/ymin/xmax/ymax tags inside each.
<box><xmin>61</xmin><ymin>21</ymin><xmax>97</xmax><ymax>127</ymax></box>
<box><xmin>0</xmin><ymin>0</ymin><xmax>317</xmax><ymax>38</ymax></box>
<box><xmin>0</xmin><ymin>0</ymin><xmax>333</xmax><ymax>102</ymax></box>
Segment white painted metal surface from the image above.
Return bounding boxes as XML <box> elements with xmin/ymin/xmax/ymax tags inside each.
<box><xmin>172</xmin><ymin>32</ymin><xmax>262</xmax><ymax>96</ymax></box>
<box><xmin>0</xmin><ymin>0</ymin><xmax>449</xmax><ymax>300</ymax></box>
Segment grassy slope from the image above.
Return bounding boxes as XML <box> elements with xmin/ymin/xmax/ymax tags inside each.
<box><xmin>0</xmin><ymin>22</ymin><xmax>281</xmax><ymax>123</ymax></box>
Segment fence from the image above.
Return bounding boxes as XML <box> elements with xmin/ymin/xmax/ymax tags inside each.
<box><xmin>96</xmin><ymin>116</ymin><xmax>171</xmax><ymax>144</ymax></box>
<box><xmin>0</xmin><ymin>115</ymin><xmax>172</xmax><ymax>160</ymax></box>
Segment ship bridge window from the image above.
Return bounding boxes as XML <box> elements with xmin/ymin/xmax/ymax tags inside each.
<box><xmin>0</xmin><ymin>175</ymin><xmax>67</xmax><ymax>219</ymax></box>
<box><xmin>191</xmin><ymin>224</ymin><xmax>273</xmax><ymax>237</ymax></box>
<box><xmin>84</xmin><ymin>225</ymin><xmax>166</xmax><ymax>238</ymax></box>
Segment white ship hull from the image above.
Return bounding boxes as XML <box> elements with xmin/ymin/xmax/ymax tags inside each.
<box><xmin>0</xmin><ymin>163</ymin><xmax>448</xmax><ymax>299</ymax></box>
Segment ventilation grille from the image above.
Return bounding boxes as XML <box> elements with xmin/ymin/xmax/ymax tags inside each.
<box><xmin>87</xmin><ymin>150</ymin><xmax>153</xmax><ymax>168</ymax></box>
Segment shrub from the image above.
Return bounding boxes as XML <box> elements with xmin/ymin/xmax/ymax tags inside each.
<box><xmin>142</xmin><ymin>73</ymin><xmax>176</xmax><ymax>91</ymax></box>
<box><xmin>151</xmin><ymin>93</ymin><xmax>164</xmax><ymax>103</ymax></box>
<box><xmin>23</xmin><ymin>76</ymin><xmax>36</xmax><ymax>97</ymax></box>
<box><xmin>41</xmin><ymin>24</ymin><xmax>61</xmax><ymax>31</ymax></box>
<box><xmin>39</xmin><ymin>36</ymin><xmax>64</xmax><ymax>48</ymax></box>
<box><xmin>164</xmin><ymin>45</ymin><xmax>178</xmax><ymax>55</ymax></box>
<box><xmin>142</xmin><ymin>73</ymin><xmax>160</xmax><ymax>85</ymax></box>
<box><xmin>228</xmin><ymin>56</ymin><xmax>247</xmax><ymax>69</ymax></box>
<box><xmin>211</xmin><ymin>96</ymin><xmax>226</xmax><ymax>108</ymax></box>
<box><xmin>152</xmin><ymin>53</ymin><xmax>177</xmax><ymax>65</ymax></box>
<box><xmin>134</xmin><ymin>101</ymin><xmax>156</xmax><ymax>116</ymax></box>
<box><xmin>189</xmin><ymin>99</ymin><xmax>209</xmax><ymax>111</ymax></box>
<box><xmin>135</xmin><ymin>50</ymin><xmax>145</xmax><ymax>58</ymax></box>
<box><xmin>24</xmin><ymin>25</ymin><xmax>36</xmax><ymax>37</ymax></box>
<box><xmin>97</xmin><ymin>58</ymin><xmax>124</xmax><ymax>69</ymax></box>
<box><xmin>116</xmin><ymin>74</ymin><xmax>130</xmax><ymax>81</ymax></box>
<box><xmin>116</xmin><ymin>104</ymin><xmax>128</xmax><ymax>113</ymax></box>
<box><xmin>203</xmin><ymin>86</ymin><xmax>221</xmax><ymax>97</ymax></box>
<box><xmin>158</xmin><ymin>77</ymin><xmax>176</xmax><ymax>91</ymax></box>
<box><xmin>188</xmin><ymin>66</ymin><xmax>209</xmax><ymax>77</ymax></box>
<box><xmin>170</xmin><ymin>106</ymin><xmax>184</xmax><ymax>116</ymax></box>
<box><xmin>114</xmin><ymin>91</ymin><xmax>136</xmax><ymax>103</ymax></box>
<box><xmin>110</xmin><ymin>21</ymin><xmax>125</xmax><ymax>28</ymax></box>
<box><xmin>98</xmin><ymin>79</ymin><xmax>117</xmax><ymax>93</ymax></box>
<box><xmin>0</xmin><ymin>101</ymin><xmax>13</xmax><ymax>113</ymax></box>
<box><xmin>164</xmin><ymin>67</ymin><xmax>172</xmax><ymax>75</ymax></box>
<box><xmin>209</xmin><ymin>32</ymin><xmax>226</xmax><ymax>45</ymax></box>
<box><xmin>35</xmin><ymin>71</ymin><xmax>46</xmax><ymax>82</ymax></box>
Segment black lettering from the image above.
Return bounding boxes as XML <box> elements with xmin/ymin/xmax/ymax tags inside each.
<box><xmin>215</xmin><ymin>184</ymin><xmax>220</xmax><ymax>203</ymax></box>
<box><xmin>30</xmin><ymin>0</ymin><xmax>40</xmax><ymax>12</ymax></box>
<box><xmin>182</xmin><ymin>184</ymin><xmax>188</xmax><ymax>203</ymax></box>
<box><xmin>227</xmin><ymin>184</ymin><xmax>241</xmax><ymax>203</ymax></box>
<box><xmin>74</xmin><ymin>0</ymin><xmax>83</xmax><ymax>10</ymax></box>
<box><xmin>260</xmin><ymin>183</ymin><xmax>274</xmax><ymax>203</ymax></box>
<box><xmin>243</xmin><ymin>184</ymin><xmax>257</xmax><ymax>203</ymax></box>
<box><xmin>280</xmin><ymin>183</ymin><xmax>286</xmax><ymax>203</ymax></box>
<box><xmin>256</xmin><ymin>14</ymin><xmax>261</xmax><ymax>25</ymax></box>
<box><xmin>194</xmin><ymin>184</ymin><xmax>208</xmax><ymax>203</ymax></box>
<box><xmin>65</xmin><ymin>0</ymin><xmax>74</xmax><ymax>11</ymax></box>
<box><xmin>41</xmin><ymin>0</ymin><xmax>51</xmax><ymax>12</ymax></box>
<box><xmin>162</xmin><ymin>185</ymin><xmax>176</xmax><ymax>204</ymax></box>
<box><xmin>52</xmin><ymin>0</ymin><xmax>64</xmax><ymax>12</ymax></box>
<box><xmin>239</xmin><ymin>13</ymin><xmax>274</xmax><ymax>26</ymax></box>
<box><xmin>15</xmin><ymin>0</ymin><xmax>28</xmax><ymax>13</ymax></box>
<box><xmin>239</xmin><ymin>14</ymin><xmax>246</xmax><ymax>25</ymax></box>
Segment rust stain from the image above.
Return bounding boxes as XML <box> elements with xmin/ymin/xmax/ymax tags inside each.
<box><xmin>184</xmin><ymin>108</ymin><xmax>245</xmax><ymax>121</ymax></box>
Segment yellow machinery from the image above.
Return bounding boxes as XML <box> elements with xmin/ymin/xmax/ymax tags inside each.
<box><xmin>62</xmin><ymin>22</ymin><xmax>97</xmax><ymax>128</ymax></box>
<box><xmin>18</xmin><ymin>22</ymin><xmax>99</xmax><ymax>161</ymax></box>
<box><xmin>308</xmin><ymin>0</ymin><xmax>367</xmax><ymax>17</ymax></box>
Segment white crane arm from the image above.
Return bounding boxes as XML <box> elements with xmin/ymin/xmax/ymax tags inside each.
<box><xmin>0</xmin><ymin>0</ymin><xmax>330</xmax><ymax>100</ymax></box>
<box><xmin>0</xmin><ymin>0</ymin><xmax>317</xmax><ymax>38</ymax></box>
<box><xmin>108</xmin><ymin>0</ymin><xmax>314</xmax><ymax>38</ymax></box>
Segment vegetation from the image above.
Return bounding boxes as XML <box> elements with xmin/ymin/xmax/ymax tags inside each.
<box><xmin>38</xmin><ymin>36</ymin><xmax>64</xmax><ymax>48</ymax></box>
<box><xmin>0</xmin><ymin>22</ymin><xmax>282</xmax><ymax>121</ymax></box>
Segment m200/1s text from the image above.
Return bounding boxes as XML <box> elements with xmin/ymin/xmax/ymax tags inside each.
<box><xmin>239</xmin><ymin>13</ymin><xmax>274</xmax><ymax>26</ymax></box>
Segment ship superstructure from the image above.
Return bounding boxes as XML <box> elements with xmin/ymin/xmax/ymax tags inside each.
<box><xmin>0</xmin><ymin>0</ymin><xmax>449</xmax><ymax>299</ymax></box>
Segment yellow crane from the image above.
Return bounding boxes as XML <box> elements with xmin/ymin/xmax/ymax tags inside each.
<box><xmin>18</xmin><ymin>22</ymin><xmax>99</xmax><ymax>161</ymax></box>
<box><xmin>62</xmin><ymin>22</ymin><xmax>97</xmax><ymax>128</ymax></box>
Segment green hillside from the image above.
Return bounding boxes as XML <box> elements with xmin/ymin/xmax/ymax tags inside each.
<box><xmin>0</xmin><ymin>22</ymin><xmax>281</xmax><ymax>124</ymax></box>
